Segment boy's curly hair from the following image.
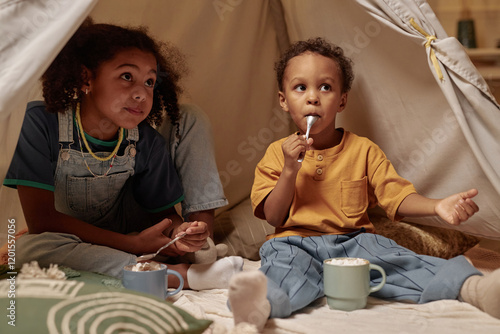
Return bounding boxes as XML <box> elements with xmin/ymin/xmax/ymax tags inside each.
<box><xmin>275</xmin><ymin>37</ymin><xmax>354</xmax><ymax>94</ymax></box>
<box><xmin>42</xmin><ymin>18</ymin><xmax>188</xmax><ymax>129</ymax></box>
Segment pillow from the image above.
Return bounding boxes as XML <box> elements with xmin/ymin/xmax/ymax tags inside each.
<box><xmin>0</xmin><ymin>265</ymin><xmax>212</xmax><ymax>334</ymax></box>
<box><xmin>214</xmin><ymin>198</ymin><xmax>274</xmax><ymax>260</ymax></box>
<box><xmin>214</xmin><ymin>197</ymin><xmax>479</xmax><ymax>260</ymax></box>
<box><xmin>370</xmin><ymin>209</ymin><xmax>480</xmax><ymax>259</ymax></box>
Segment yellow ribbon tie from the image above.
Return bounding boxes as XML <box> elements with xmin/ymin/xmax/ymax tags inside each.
<box><xmin>410</xmin><ymin>18</ymin><xmax>443</xmax><ymax>81</ymax></box>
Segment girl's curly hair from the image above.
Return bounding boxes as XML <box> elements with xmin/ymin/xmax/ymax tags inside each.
<box><xmin>42</xmin><ymin>18</ymin><xmax>187</xmax><ymax>129</ymax></box>
<box><xmin>275</xmin><ymin>37</ymin><xmax>354</xmax><ymax>94</ymax></box>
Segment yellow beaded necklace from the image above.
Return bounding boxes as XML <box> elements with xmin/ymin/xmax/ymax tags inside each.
<box><xmin>75</xmin><ymin>102</ymin><xmax>124</xmax><ymax>162</ymax></box>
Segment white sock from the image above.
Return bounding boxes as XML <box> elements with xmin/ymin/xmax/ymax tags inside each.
<box><xmin>228</xmin><ymin>271</ymin><xmax>271</xmax><ymax>332</ymax></box>
<box><xmin>459</xmin><ymin>268</ymin><xmax>500</xmax><ymax>319</ymax></box>
<box><xmin>187</xmin><ymin>256</ymin><xmax>243</xmax><ymax>290</ymax></box>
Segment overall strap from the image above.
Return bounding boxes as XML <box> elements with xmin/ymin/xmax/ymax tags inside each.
<box><xmin>58</xmin><ymin>109</ymin><xmax>73</xmax><ymax>143</ymax></box>
<box><xmin>126</xmin><ymin>127</ymin><xmax>139</xmax><ymax>142</ymax></box>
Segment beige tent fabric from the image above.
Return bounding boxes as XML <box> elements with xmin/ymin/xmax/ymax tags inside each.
<box><xmin>1</xmin><ymin>0</ymin><xmax>499</xmax><ymax>244</ymax></box>
<box><xmin>0</xmin><ymin>0</ymin><xmax>293</xmax><ymax>240</ymax></box>
<box><xmin>0</xmin><ymin>0</ymin><xmax>97</xmax><ymax>242</ymax></box>
<box><xmin>354</xmin><ymin>0</ymin><xmax>500</xmax><ymax>238</ymax></box>
<box><xmin>280</xmin><ymin>0</ymin><xmax>500</xmax><ymax>239</ymax></box>
<box><xmin>0</xmin><ymin>0</ymin><xmax>97</xmax><ymax>177</ymax></box>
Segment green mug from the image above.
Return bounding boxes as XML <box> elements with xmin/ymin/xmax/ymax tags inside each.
<box><xmin>323</xmin><ymin>257</ymin><xmax>386</xmax><ymax>311</ymax></box>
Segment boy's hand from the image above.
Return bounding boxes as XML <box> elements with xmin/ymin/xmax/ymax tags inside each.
<box><xmin>435</xmin><ymin>189</ymin><xmax>479</xmax><ymax>225</ymax></box>
<box><xmin>170</xmin><ymin>221</ymin><xmax>209</xmax><ymax>253</ymax></box>
<box><xmin>282</xmin><ymin>133</ymin><xmax>313</xmax><ymax>170</ymax></box>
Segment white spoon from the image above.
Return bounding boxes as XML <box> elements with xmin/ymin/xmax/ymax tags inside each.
<box><xmin>136</xmin><ymin>232</ymin><xmax>187</xmax><ymax>262</ymax></box>
<box><xmin>298</xmin><ymin>115</ymin><xmax>319</xmax><ymax>162</ymax></box>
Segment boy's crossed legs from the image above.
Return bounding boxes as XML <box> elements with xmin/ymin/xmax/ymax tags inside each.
<box><xmin>229</xmin><ymin>234</ymin><xmax>500</xmax><ymax>331</ymax></box>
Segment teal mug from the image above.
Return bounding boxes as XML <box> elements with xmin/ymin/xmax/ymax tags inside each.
<box><xmin>122</xmin><ymin>263</ymin><xmax>184</xmax><ymax>299</ymax></box>
<box><xmin>323</xmin><ymin>257</ymin><xmax>386</xmax><ymax>311</ymax></box>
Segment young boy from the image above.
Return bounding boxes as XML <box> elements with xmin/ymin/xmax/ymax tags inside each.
<box><xmin>228</xmin><ymin>37</ymin><xmax>500</xmax><ymax>331</ymax></box>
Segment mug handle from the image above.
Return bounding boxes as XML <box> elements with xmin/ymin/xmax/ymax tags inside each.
<box><xmin>165</xmin><ymin>269</ymin><xmax>184</xmax><ymax>297</ymax></box>
<box><xmin>368</xmin><ymin>264</ymin><xmax>386</xmax><ymax>293</ymax></box>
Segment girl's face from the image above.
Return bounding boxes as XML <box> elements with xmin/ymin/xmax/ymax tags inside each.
<box><xmin>81</xmin><ymin>48</ymin><xmax>157</xmax><ymax>139</ymax></box>
<box><xmin>279</xmin><ymin>52</ymin><xmax>347</xmax><ymax>148</ymax></box>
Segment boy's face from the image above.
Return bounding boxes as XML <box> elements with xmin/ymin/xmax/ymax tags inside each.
<box><xmin>279</xmin><ymin>52</ymin><xmax>347</xmax><ymax>138</ymax></box>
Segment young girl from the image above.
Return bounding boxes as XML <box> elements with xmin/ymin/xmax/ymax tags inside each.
<box><xmin>4</xmin><ymin>19</ymin><xmax>241</xmax><ymax>289</ymax></box>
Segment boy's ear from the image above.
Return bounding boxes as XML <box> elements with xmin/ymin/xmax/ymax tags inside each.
<box><xmin>338</xmin><ymin>93</ymin><xmax>348</xmax><ymax>113</ymax></box>
<box><xmin>278</xmin><ymin>91</ymin><xmax>289</xmax><ymax>112</ymax></box>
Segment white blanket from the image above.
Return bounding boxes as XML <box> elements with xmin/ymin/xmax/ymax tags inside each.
<box><xmin>171</xmin><ymin>247</ymin><xmax>500</xmax><ymax>333</ymax></box>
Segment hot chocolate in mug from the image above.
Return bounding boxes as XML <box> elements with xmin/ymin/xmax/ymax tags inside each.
<box><xmin>122</xmin><ymin>263</ymin><xmax>184</xmax><ymax>299</ymax></box>
<box><xmin>323</xmin><ymin>257</ymin><xmax>386</xmax><ymax>311</ymax></box>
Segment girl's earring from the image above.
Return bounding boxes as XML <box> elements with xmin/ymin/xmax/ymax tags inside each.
<box><xmin>85</xmin><ymin>88</ymin><xmax>89</xmax><ymax>95</ymax></box>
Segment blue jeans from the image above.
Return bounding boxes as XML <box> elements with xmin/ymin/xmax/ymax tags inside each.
<box><xmin>260</xmin><ymin>233</ymin><xmax>481</xmax><ymax>318</ymax></box>
<box><xmin>17</xmin><ymin>233</ymin><xmax>137</xmax><ymax>278</ymax></box>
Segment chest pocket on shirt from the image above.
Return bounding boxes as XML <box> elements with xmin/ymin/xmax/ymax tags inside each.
<box><xmin>66</xmin><ymin>171</ymin><xmax>132</xmax><ymax>222</ymax></box>
<box><xmin>341</xmin><ymin>177</ymin><xmax>368</xmax><ymax>218</ymax></box>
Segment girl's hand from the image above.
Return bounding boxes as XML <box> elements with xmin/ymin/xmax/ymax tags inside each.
<box><xmin>170</xmin><ymin>221</ymin><xmax>209</xmax><ymax>253</ymax></box>
<box><xmin>134</xmin><ymin>219</ymin><xmax>180</xmax><ymax>256</ymax></box>
<box><xmin>435</xmin><ymin>189</ymin><xmax>479</xmax><ymax>225</ymax></box>
<box><xmin>282</xmin><ymin>133</ymin><xmax>313</xmax><ymax>171</ymax></box>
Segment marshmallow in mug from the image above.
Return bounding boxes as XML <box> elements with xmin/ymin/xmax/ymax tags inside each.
<box><xmin>123</xmin><ymin>262</ymin><xmax>184</xmax><ymax>299</ymax></box>
<box><xmin>323</xmin><ymin>257</ymin><xmax>387</xmax><ymax>311</ymax></box>
<box><xmin>326</xmin><ymin>258</ymin><xmax>368</xmax><ymax>266</ymax></box>
<box><xmin>128</xmin><ymin>262</ymin><xmax>162</xmax><ymax>272</ymax></box>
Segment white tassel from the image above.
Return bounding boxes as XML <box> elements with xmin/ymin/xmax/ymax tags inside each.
<box><xmin>17</xmin><ymin>261</ymin><xmax>66</xmax><ymax>280</ymax></box>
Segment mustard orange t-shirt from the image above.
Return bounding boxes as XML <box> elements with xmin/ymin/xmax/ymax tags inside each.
<box><xmin>251</xmin><ymin>129</ymin><xmax>417</xmax><ymax>240</ymax></box>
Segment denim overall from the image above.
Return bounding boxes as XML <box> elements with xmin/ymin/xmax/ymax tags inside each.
<box><xmin>54</xmin><ymin>109</ymin><xmax>139</xmax><ymax>231</ymax></box>
<box><xmin>17</xmin><ymin>105</ymin><xmax>228</xmax><ymax>278</ymax></box>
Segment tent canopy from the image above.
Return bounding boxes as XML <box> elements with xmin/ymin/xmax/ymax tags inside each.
<box><xmin>1</xmin><ymin>0</ymin><xmax>499</xmax><ymax>241</ymax></box>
